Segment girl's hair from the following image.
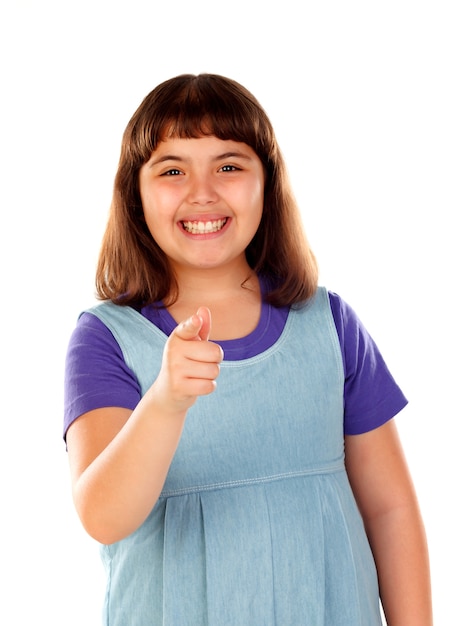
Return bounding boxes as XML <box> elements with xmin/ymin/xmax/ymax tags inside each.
<box><xmin>96</xmin><ymin>73</ymin><xmax>318</xmax><ymax>307</ymax></box>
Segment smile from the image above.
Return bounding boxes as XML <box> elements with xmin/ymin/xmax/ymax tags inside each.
<box><xmin>182</xmin><ymin>218</ymin><xmax>228</xmax><ymax>235</ymax></box>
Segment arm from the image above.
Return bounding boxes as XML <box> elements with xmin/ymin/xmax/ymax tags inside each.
<box><xmin>66</xmin><ymin>307</ymin><xmax>223</xmax><ymax>545</ymax></box>
<box><xmin>345</xmin><ymin>418</ymin><xmax>433</xmax><ymax>625</ymax></box>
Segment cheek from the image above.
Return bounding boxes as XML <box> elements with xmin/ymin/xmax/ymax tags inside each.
<box><xmin>141</xmin><ymin>192</ymin><xmax>169</xmax><ymax>226</ymax></box>
<box><xmin>142</xmin><ymin>184</ymin><xmax>183</xmax><ymax>216</ymax></box>
<box><xmin>245</xmin><ymin>195</ymin><xmax>264</xmax><ymax>240</ymax></box>
<box><xmin>232</xmin><ymin>178</ymin><xmax>264</xmax><ymax>209</ymax></box>
<box><xmin>249</xmin><ymin>185</ymin><xmax>264</xmax><ymax>222</ymax></box>
<box><xmin>141</xmin><ymin>202</ymin><xmax>163</xmax><ymax>240</ymax></box>
<box><xmin>247</xmin><ymin>174</ymin><xmax>265</xmax><ymax>206</ymax></box>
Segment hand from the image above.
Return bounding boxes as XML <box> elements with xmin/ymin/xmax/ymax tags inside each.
<box><xmin>151</xmin><ymin>307</ymin><xmax>224</xmax><ymax>414</ymax></box>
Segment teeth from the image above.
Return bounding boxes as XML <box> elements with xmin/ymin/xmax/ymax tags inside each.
<box><xmin>182</xmin><ymin>218</ymin><xmax>227</xmax><ymax>234</ymax></box>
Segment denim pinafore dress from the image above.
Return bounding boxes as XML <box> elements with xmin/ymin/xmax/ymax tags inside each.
<box><xmin>88</xmin><ymin>287</ymin><xmax>382</xmax><ymax>626</ymax></box>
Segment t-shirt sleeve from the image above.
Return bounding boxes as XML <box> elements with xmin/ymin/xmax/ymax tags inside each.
<box><xmin>63</xmin><ymin>311</ymin><xmax>142</xmax><ymax>440</ymax></box>
<box><xmin>328</xmin><ymin>291</ymin><xmax>408</xmax><ymax>435</ymax></box>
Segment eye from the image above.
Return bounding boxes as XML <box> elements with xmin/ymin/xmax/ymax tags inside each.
<box><xmin>220</xmin><ymin>164</ymin><xmax>240</xmax><ymax>172</ymax></box>
<box><xmin>162</xmin><ymin>168</ymin><xmax>182</xmax><ymax>176</ymax></box>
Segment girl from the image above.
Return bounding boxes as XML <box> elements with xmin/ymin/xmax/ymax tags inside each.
<box><xmin>64</xmin><ymin>74</ymin><xmax>432</xmax><ymax>625</ymax></box>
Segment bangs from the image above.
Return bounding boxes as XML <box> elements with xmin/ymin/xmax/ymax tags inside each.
<box><xmin>131</xmin><ymin>74</ymin><xmax>274</xmax><ymax>163</ymax></box>
<box><xmin>161</xmin><ymin>88</ymin><xmax>260</xmax><ymax>145</ymax></box>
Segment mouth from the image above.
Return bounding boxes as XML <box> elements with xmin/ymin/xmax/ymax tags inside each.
<box><xmin>181</xmin><ymin>218</ymin><xmax>228</xmax><ymax>235</ymax></box>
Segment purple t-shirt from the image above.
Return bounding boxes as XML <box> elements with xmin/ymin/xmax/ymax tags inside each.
<box><xmin>63</xmin><ymin>291</ymin><xmax>407</xmax><ymax>439</ymax></box>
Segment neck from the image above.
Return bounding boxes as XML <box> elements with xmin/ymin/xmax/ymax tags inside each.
<box><xmin>169</xmin><ymin>262</ymin><xmax>258</xmax><ymax>304</ymax></box>
<box><xmin>166</xmin><ymin>266</ymin><xmax>262</xmax><ymax>341</ymax></box>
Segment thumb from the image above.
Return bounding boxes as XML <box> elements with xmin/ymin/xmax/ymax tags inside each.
<box><xmin>196</xmin><ymin>306</ymin><xmax>211</xmax><ymax>341</ymax></box>
<box><xmin>174</xmin><ymin>313</ymin><xmax>203</xmax><ymax>341</ymax></box>
<box><xmin>174</xmin><ymin>308</ymin><xmax>211</xmax><ymax>341</ymax></box>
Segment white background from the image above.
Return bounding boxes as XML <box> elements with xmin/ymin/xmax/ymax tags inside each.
<box><xmin>1</xmin><ymin>1</ymin><xmax>447</xmax><ymax>624</ymax></box>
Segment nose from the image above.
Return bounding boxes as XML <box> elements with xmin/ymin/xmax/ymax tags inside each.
<box><xmin>187</xmin><ymin>173</ymin><xmax>219</xmax><ymax>205</ymax></box>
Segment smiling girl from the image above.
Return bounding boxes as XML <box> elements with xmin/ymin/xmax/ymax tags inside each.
<box><xmin>64</xmin><ymin>74</ymin><xmax>432</xmax><ymax>625</ymax></box>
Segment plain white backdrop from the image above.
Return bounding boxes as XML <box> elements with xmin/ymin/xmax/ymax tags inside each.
<box><xmin>1</xmin><ymin>1</ymin><xmax>447</xmax><ymax>624</ymax></box>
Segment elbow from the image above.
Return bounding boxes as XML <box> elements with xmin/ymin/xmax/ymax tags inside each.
<box><xmin>79</xmin><ymin>516</ymin><xmax>127</xmax><ymax>546</ymax></box>
<box><xmin>72</xmin><ymin>488</ymin><xmax>139</xmax><ymax>545</ymax></box>
<box><xmin>73</xmin><ymin>482</ymin><xmax>150</xmax><ymax>545</ymax></box>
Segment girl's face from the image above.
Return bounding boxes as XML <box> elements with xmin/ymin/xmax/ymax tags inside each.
<box><xmin>138</xmin><ymin>135</ymin><xmax>264</xmax><ymax>276</ymax></box>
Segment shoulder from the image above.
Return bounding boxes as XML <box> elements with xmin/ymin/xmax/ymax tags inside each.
<box><xmin>66</xmin><ymin>311</ymin><xmax>127</xmax><ymax>372</ymax></box>
<box><xmin>64</xmin><ymin>309</ymin><xmax>141</xmax><ymax>441</ymax></box>
<box><xmin>327</xmin><ymin>290</ymin><xmax>359</xmax><ymax>332</ymax></box>
<box><xmin>69</xmin><ymin>303</ymin><xmax>145</xmax><ymax>352</ymax></box>
<box><xmin>323</xmin><ymin>289</ymin><xmax>408</xmax><ymax>434</ymax></box>
<box><xmin>325</xmin><ymin>289</ymin><xmax>377</xmax><ymax>358</ymax></box>
<box><xmin>69</xmin><ymin>309</ymin><xmax>120</xmax><ymax>351</ymax></box>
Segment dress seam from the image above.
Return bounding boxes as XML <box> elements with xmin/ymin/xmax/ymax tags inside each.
<box><xmin>160</xmin><ymin>462</ymin><xmax>345</xmax><ymax>498</ymax></box>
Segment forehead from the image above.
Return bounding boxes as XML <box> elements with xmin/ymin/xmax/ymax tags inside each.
<box><xmin>149</xmin><ymin>135</ymin><xmax>259</xmax><ymax>161</ymax></box>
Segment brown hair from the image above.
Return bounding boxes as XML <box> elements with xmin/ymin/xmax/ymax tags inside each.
<box><xmin>96</xmin><ymin>73</ymin><xmax>318</xmax><ymax>306</ymax></box>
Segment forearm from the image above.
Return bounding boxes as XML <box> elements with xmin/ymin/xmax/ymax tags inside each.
<box><xmin>69</xmin><ymin>309</ymin><xmax>222</xmax><ymax>545</ymax></box>
<box><xmin>365</xmin><ymin>502</ymin><xmax>433</xmax><ymax>625</ymax></box>
<box><xmin>72</xmin><ymin>391</ymin><xmax>187</xmax><ymax>544</ymax></box>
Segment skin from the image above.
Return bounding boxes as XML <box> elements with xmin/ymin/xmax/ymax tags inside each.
<box><xmin>66</xmin><ymin>135</ymin><xmax>432</xmax><ymax>625</ymax></box>
<box><xmin>139</xmin><ymin>136</ymin><xmax>264</xmax><ymax>279</ymax></box>
<box><xmin>345</xmin><ymin>420</ymin><xmax>432</xmax><ymax>624</ymax></box>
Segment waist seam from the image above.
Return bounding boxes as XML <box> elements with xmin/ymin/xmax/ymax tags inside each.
<box><xmin>160</xmin><ymin>461</ymin><xmax>345</xmax><ymax>498</ymax></box>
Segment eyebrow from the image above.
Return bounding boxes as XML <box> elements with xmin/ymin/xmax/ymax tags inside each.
<box><xmin>148</xmin><ymin>151</ymin><xmax>252</xmax><ymax>168</ymax></box>
<box><xmin>215</xmin><ymin>151</ymin><xmax>252</xmax><ymax>161</ymax></box>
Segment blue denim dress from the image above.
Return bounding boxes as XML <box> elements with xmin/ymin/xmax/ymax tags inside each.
<box><xmin>89</xmin><ymin>288</ymin><xmax>382</xmax><ymax>625</ymax></box>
